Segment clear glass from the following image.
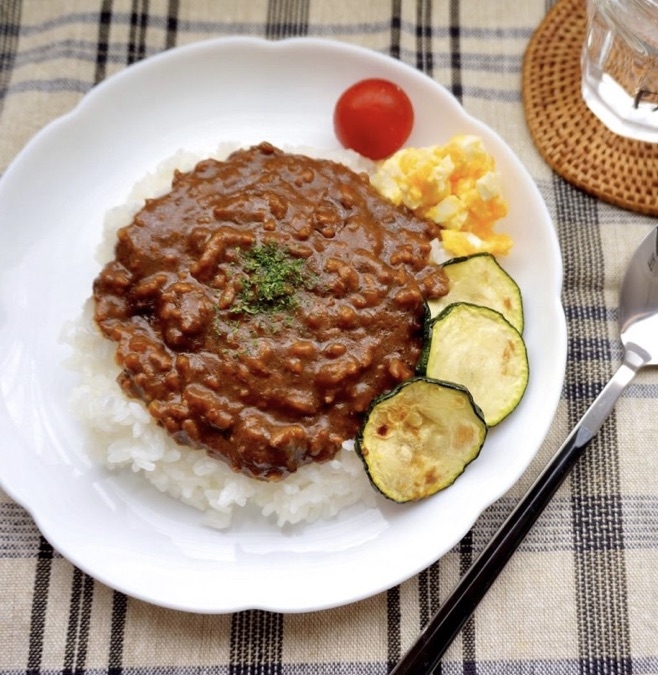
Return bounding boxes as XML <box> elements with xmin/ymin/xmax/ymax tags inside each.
<box><xmin>581</xmin><ymin>0</ymin><xmax>658</xmax><ymax>142</ymax></box>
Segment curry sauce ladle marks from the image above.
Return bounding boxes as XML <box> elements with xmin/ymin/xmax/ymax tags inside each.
<box><xmin>390</xmin><ymin>224</ymin><xmax>658</xmax><ymax>675</ymax></box>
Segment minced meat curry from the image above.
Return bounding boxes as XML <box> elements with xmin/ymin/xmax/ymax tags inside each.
<box><xmin>93</xmin><ymin>142</ymin><xmax>449</xmax><ymax>480</ymax></box>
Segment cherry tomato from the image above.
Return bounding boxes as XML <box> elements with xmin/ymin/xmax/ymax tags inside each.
<box><xmin>333</xmin><ymin>78</ymin><xmax>414</xmax><ymax>160</ymax></box>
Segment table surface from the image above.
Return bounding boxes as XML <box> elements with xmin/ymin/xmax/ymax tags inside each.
<box><xmin>1</xmin><ymin>1</ymin><xmax>657</xmax><ymax>673</ymax></box>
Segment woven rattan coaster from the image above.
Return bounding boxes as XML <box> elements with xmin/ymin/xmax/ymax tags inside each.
<box><xmin>522</xmin><ymin>0</ymin><xmax>658</xmax><ymax>215</ymax></box>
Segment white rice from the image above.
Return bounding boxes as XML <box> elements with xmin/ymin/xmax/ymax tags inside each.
<box><xmin>63</xmin><ymin>143</ymin><xmax>379</xmax><ymax>529</ymax></box>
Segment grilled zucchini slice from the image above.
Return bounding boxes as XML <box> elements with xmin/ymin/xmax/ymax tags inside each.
<box><xmin>422</xmin><ymin>302</ymin><xmax>529</xmax><ymax>427</ymax></box>
<box><xmin>428</xmin><ymin>253</ymin><xmax>524</xmax><ymax>333</ymax></box>
<box><xmin>355</xmin><ymin>377</ymin><xmax>487</xmax><ymax>503</ymax></box>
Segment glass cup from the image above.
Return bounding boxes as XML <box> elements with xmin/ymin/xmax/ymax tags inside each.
<box><xmin>581</xmin><ymin>0</ymin><xmax>658</xmax><ymax>143</ymax></box>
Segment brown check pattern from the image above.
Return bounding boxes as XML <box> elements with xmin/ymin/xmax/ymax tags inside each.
<box><xmin>1</xmin><ymin>1</ymin><xmax>658</xmax><ymax>673</ymax></box>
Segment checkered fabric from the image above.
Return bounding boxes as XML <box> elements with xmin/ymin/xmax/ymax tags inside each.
<box><xmin>1</xmin><ymin>1</ymin><xmax>657</xmax><ymax>673</ymax></box>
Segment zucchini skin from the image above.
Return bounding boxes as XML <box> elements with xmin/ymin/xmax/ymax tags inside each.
<box><xmin>421</xmin><ymin>301</ymin><xmax>529</xmax><ymax>426</ymax></box>
<box><xmin>428</xmin><ymin>252</ymin><xmax>524</xmax><ymax>333</ymax></box>
<box><xmin>443</xmin><ymin>252</ymin><xmax>491</xmax><ymax>266</ymax></box>
<box><xmin>354</xmin><ymin>376</ymin><xmax>487</xmax><ymax>503</ymax></box>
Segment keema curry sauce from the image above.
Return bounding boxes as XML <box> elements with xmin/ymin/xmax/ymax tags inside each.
<box><xmin>93</xmin><ymin>143</ymin><xmax>449</xmax><ymax>480</ymax></box>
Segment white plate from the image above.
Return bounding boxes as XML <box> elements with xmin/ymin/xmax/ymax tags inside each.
<box><xmin>0</xmin><ymin>37</ymin><xmax>566</xmax><ymax>613</ymax></box>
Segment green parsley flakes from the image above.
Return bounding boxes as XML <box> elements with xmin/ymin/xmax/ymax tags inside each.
<box><xmin>230</xmin><ymin>242</ymin><xmax>311</xmax><ymax>316</ymax></box>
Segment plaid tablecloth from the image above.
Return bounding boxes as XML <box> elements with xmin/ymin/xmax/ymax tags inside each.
<box><xmin>1</xmin><ymin>1</ymin><xmax>657</xmax><ymax>673</ymax></box>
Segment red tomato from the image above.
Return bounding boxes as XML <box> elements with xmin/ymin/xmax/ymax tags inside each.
<box><xmin>333</xmin><ymin>78</ymin><xmax>414</xmax><ymax>160</ymax></box>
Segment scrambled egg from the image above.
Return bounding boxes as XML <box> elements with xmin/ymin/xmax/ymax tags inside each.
<box><xmin>371</xmin><ymin>135</ymin><xmax>512</xmax><ymax>257</ymax></box>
